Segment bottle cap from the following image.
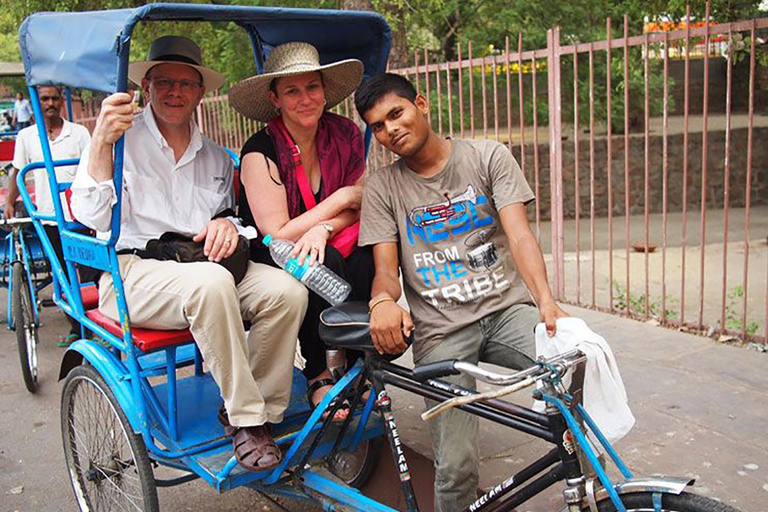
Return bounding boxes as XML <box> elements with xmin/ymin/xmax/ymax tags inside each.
<box><xmin>262</xmin><ymin>234</ymin><xmax>273</xmax><ymax>246</ymax></box>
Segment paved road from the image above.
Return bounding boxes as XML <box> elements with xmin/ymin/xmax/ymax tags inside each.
<box><xmin>1</xmin><ymin>297</ymin><xmax>766</xmax><ymax>511</ymax></box>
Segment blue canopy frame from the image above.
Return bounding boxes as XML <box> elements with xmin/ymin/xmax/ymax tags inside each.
<box><xmin>19</xmin><ymin>3</ymin><xmax>391</xmax><ymax>93</ymax></box>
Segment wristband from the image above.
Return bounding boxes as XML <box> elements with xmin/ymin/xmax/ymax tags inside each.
<box><xmin>369</xmin><ymin>296</ymin><xmax>395</xmax><ymax>313</ymax></box>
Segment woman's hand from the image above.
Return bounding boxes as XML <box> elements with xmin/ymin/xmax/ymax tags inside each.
<box><xmin>292</xmin><ymin>224</ymin><xmax>332</xmax><ymax>266</ymax></box>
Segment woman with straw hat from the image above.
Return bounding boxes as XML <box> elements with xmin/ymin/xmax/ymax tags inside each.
<box><xmin>230</xmin><ymin>42</ymin><xmax>373</xmax><ymax>421</ymax></box>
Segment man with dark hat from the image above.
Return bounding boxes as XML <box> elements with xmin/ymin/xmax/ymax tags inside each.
<box><xmin>71</xmin><ymin>36</ymin><xmax>307</xmax><ymax>472</ymax></box>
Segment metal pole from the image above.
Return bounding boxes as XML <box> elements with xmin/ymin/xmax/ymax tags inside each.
<box><xmin>547</xmin><ymin>28</ymin><xmax>565</xmax><ymax>299</ymax></box>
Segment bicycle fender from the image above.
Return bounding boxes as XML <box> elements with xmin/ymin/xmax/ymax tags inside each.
<box><xmin>59</xmin><ymin>341</ymin><xmax>141</xmax><ymax>433</ymax></box>
<box><xmin>588</xmin><ymin>476</ymin><xmax>694</xmax><ymax>507</ymax></box>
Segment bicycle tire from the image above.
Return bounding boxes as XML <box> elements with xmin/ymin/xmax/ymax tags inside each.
<box><xmin>13</xmin><ymin>261</ymin><xmax>38</xmax><ymax>393</ymax></box>
<box><xmin>590</xmin><ymin>490</ymin><xmax>744</xmax><ymax>512</ymax></box>
<box><xmin>327</xmin><ymin>437</ymin><xmax>382</xmax><ymax>489</ymax></box>
<box><xmin>61</xmin><ymin>364</ymin><xmax>159</xmax><ymax>512</ymax></box>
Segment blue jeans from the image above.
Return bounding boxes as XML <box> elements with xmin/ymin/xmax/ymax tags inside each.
<box><xmin>415</xmin><ymin>302</ymin><xmax>539</xmax><ymax>512</ymax></box>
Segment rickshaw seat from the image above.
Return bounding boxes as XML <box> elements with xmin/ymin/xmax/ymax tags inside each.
<box><xmin>319</xmin><ymin>302</ymin><xmax>411</xmax><ymax>360</ymax></box>
<box><xmin>80</xmin><ymin>284</ymin><xmax>99</xmax><ymax>310</ymax></box>
<box><xmin>86</xmin><ymin>309</ymin><xmax>194</xmax><ymax>352</ymax></box>
<box><xmin>319</xmin><ymin>302</ymin><xmax>375</xmax><ymax>352</ymax></box>
<box><xmin>60</xmin><ymin>283</ymin><xmax>99</xmax><ymax>310</ymax></box>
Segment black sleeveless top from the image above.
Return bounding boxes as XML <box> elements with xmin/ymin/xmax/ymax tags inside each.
<box><xmin>239</xmin><ymin>129</ymin><xmax>322</xmax><ymax>233</ymax></box>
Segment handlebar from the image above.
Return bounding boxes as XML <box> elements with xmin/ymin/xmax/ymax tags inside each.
<box><xmin>411</xmin><ymin>360</ymin><xmax>460</xmax><ymax>381</ymax></box>
<box><xmin>413</xmin><ymin>349</ymin><xmax>586</xmax><ymax>386</ymax></box>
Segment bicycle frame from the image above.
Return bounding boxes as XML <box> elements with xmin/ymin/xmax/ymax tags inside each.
<box><xmin>301</xmin><ymin>352</ymin><xmax>648</xmax><ymax>512</ymax></box>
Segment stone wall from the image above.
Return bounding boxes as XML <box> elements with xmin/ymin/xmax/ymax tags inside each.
<box><xmin>510</xmin><ymin>126</ymin><xmax>768</xmax><ymax>220</ymax></box>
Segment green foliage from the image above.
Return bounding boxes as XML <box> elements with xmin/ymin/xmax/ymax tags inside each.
<box><xmin>724</xmin><ymin>285</ymin><xmax>759</xmax><ymax>335</ymax></box>
<box><xmin>2</xmin><ymin>0</ymin><xmax>340</xmax><ymax>91</ymax></box>
<box><xmin>1</xmin><ymin>0</ymin><xmax>762</xmax><ymax>97</ymax></box>
<box><xmin>611</xmin><ymin>280</ymin><xmax>678</xmax><ymax>320</ymax></box>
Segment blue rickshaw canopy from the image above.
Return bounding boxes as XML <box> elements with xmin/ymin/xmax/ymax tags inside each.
<box><xmin>19</xmin><ymin>3</ymin><xmax>391</xmax><ymax>93</ymax></box>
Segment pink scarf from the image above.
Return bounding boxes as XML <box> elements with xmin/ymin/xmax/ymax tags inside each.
<box><xmin>267</xmin><ymin>112</ymin><xmax>365</xmax><ymax>219</ymax></box>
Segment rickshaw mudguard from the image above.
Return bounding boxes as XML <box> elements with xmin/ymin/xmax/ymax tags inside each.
<box><xmin>60</xmin><ymin>340</ymin><xmax>144</xmax><ymax>434</ymax></box>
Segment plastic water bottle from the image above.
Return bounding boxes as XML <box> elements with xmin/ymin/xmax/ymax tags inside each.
<box><xmin>262</xmin><ymin>235</ymin><xmax>351</xmax><ymax>306</ymax></box>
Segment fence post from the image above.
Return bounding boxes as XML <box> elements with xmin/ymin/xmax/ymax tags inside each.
<box><xmin>547</xmin><ymin>27</ymin><xmax>565</xmax><ymax>299</ymax></box>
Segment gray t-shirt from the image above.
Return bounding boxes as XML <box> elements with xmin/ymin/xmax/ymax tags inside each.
<box><xmin>360</xmin><ymin>139</ymin><xmax>536</xmax><ymax>360</ymax></box>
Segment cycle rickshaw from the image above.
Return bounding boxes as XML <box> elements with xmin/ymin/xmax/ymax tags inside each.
<box><xmin>1</xmin><ymin>62</ymin><xmax>85</xmax><ymax>394</ymax></box>
<box><xmin>17</xmin><ymin>4</ymin><xmax>742</xmax><ymax>512</ymax></box>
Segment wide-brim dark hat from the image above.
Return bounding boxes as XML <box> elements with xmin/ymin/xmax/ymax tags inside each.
<box><xmin>128</xmin><ymin>35</ymin><xmax>226</xmax><ymax>92</ymax></box>
<box><xmin>229</xmin><ymin>42</ymin><xmax>363</xmax><ymax>122</ymax></box>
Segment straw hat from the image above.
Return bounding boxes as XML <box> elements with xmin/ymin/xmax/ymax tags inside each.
<box><xmin>229</xmin><ymin>42</ymin><xmax>363</xmax><ymax>122</ymax></box>
<box><xmin>128</xmin><ymin>36</ymin><xmax>226</xmax><ymax>92</ymax></box>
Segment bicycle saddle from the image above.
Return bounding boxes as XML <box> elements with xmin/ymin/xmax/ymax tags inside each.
<box><xmin>319</xmin><ymin>302</ymin><xmax>410</xmax><ymax>360</ymax></box>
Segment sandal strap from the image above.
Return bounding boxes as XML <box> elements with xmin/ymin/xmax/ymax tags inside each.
<box><xmin>232</xmin><ymin>426</ymin><xmax>281</xmax><ymax>471</ymax></box>
<box><xmin>306</xmin><ymin>378</ymin><xmax>335</xmax><ymax>398</ymax></box>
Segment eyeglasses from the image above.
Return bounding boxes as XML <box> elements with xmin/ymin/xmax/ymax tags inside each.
<box><xmin>149</xmin><ymin>77</ymin><xmax>203</xmax><ymax>93</ymax></box>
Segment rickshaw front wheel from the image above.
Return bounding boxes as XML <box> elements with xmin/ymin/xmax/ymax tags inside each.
<box><xmin>12</xmin><ymin>261</ymin><xmax>38</xmax><ymax>393</ymax></box>
<box><xmin>61</xmin><ymin>364</ymin><xmax>159</xmax><ymax>512</ymax></box>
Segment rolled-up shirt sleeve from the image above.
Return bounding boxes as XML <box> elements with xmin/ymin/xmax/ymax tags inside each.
<box><xmin>70</xmin><ymin>144</ymin><xmax>118</xmax><ymax>232</ymax></box>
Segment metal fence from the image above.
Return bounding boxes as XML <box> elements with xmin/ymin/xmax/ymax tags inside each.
<box><xmin>371</xmin><ymin>7</ymin><xmax>768</xmax><ymax>345</ymax></box>
<box><xmin>74</xmin><ymin>6</ymin><xmax>768</xmax><ymax>345</ymax></box>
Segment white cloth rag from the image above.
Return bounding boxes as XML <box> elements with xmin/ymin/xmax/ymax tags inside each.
<box><xmin>534</xmin><ymin>317</ymin><xmax>635</xmax><ymax>443</ymax></box>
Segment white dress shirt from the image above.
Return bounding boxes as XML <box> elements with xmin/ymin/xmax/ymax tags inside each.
<box><xmin>13</xmin><ymin>120</ymin><xmax>91</xmax><ymax>218</ymax></box>
<box><xmin>71</xmin><ymin>107</ymin><xmax>237</xmax><ymax>252</ymax></box>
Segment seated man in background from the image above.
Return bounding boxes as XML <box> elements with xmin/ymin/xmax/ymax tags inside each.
<box><xmin>355</xmin><ymin>73</ymin><xmax>568</xmax><ymax>512</ymax></box>
<box><xmin>71</xmin><ymin>35</ymin><xmax>307</xmax><ymax>472</ymax></box>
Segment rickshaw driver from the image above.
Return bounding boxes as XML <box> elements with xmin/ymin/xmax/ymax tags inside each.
<box><xmin>355</xmin><ymin>73</ymin><xmax>569</xmax><ymax>512</ymax></box>
<box><xmin>71</xmin><ymin>36</ymin><xmax>308</xmax><ymax>472</ymax></box>
<box><xmin>5</xmin><ymin>85</ymin><xmax>95</xmax><ymax>347</ymax></box>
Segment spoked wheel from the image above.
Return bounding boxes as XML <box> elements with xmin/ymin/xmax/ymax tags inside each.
<box><xmin>61</xmin><ymin>365</ymin><xmax>159</xmax><ymax>512</ymax></box>
<box><xmin>12</xmin><ymin>261</ymin><xmax>39</xmax><ymax>393</ymax></box>
<box><xmin>327</xmin><ymin>437</ymin><xmax>381</xmax><ymax>489</ymax></box>
<box><xmin>591</xmin><ymin>491</ymin><xmax>744</xmax><ymax>512</ymax></box>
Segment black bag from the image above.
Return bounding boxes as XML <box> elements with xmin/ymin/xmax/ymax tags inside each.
<box><xmin>143</xmin><ymin>232</ymin><xmax>249</xmax><ymax>285</ymax></box>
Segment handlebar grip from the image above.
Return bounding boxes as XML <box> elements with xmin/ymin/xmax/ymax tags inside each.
<box><xmin>412</xmin><ymin>360</ymin><xmax>460</xmax><ymax>382</ymax></box>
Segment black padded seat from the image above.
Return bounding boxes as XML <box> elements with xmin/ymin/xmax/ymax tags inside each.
<box><xmin>319</xmin><ymin>302</ymin><xmax>412</xmax><ymax>362</ymax></box>
<box><xmin>319</xmin><ymin>302</ymin><xmax>375</xmax><ymax>352</ymax></box>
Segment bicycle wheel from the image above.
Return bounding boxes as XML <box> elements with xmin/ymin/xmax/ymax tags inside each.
<box><xmin>327</xmin><ymin>437</ymin><xmax>381</xmax><ymax>489</ymax></box>
<box><xmin>591</xmin><ymin>490</ymin><xmax>744</xmax><ymax>512</ymax></box>
<box><xmin>61</xmin><ymin>365</ymin><xmax>159</xmax><ymax>512</ymax></box>
<box><xmin>12</xmin><ymin>261</ymin><xmax>38</xmax><ymax>393</ymax></box>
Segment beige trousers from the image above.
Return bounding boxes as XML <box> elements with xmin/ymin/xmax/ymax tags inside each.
<box><xmin>99</xmin><ymin>255</ymin><xmax>308</xmax><ymax>427</ymax></box>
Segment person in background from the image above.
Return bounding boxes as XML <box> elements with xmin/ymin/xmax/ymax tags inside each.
<box><xmin>5</xmin><ymin>85</ymin><xmax>94</xmax><ymax>346</ymax></box>
<box><xmin>13</xmin><ymin>92</ymin><xmax>34</xmax><ymax>130</ymax></box>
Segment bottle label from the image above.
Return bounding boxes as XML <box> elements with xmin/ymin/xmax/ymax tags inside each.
<box><xmin>285</xmin><ymin>258</ymin><xmax>313</xmax><ymax>281</ymax></box>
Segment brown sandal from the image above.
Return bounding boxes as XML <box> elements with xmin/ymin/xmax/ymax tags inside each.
<box><xmin>219</xmin><ymin>405</ymin><xmax>282</xmax><ymax>472</ymax></box>
<box><xmin>231</xmin><ymin>425</ymin><xmax>282</xmax><ymax>472</ymax></box>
